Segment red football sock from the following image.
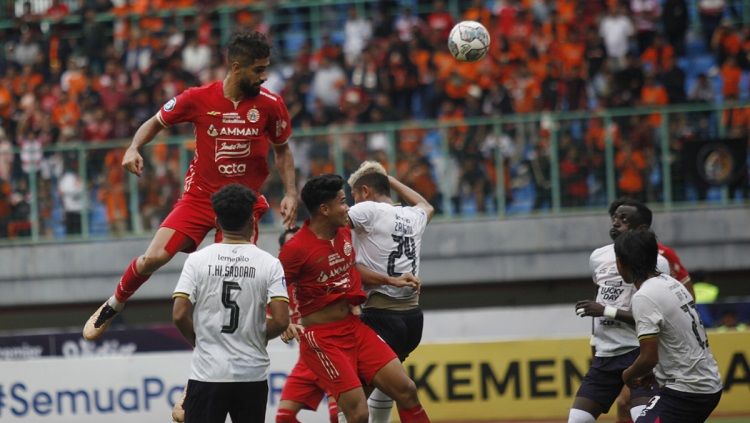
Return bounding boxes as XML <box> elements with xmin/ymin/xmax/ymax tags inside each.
<box><xmin>275</xmin><ymin>409</ymin><xmax>300</xmax><ymax>423</ymax></box>
<box><xmin>328</xmin><ymin>400</ymin><xmax>339</xmax><ymax>423</ymax></box>
<box><xmin>114</xmin><ymin>257</ymin><xmax>151</xmax><ymax>303</ymax></box>
<box><xmin>397</xmin><ymin>405</ymin><xmax>430</xmax><ymax>423</ymax></box>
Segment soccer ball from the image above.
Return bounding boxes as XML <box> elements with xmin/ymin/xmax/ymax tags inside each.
<box><xmin>448</xmin><ymin>21</ymin><xmax>490</xmax><ymax>62</ymax></box>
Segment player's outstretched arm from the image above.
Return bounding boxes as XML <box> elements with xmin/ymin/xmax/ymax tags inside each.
<box><xmin>266</xmin><ymin>299</ymin><xmax>290</xmax><ymax>340</ymax></box>
<box><xmin>272</xmin><ymin>142</ymin><xmax>298</xmax><ymax>229</ymax></box>
<box><xmin>574</xmin><ymin>300</ymin><xmax>635</xmax><ymax>325</ymax></box>
<box><xmin>388</xmin><ymin>175</ymin><xmax>435</xmax><ymax>222</ymax></box>
<box><xmin>172</xmin><ymin>297</ymin><xmax>196</xmax><ymax>347</ymax></box>
<box><xmin>122</xmin><ymin>115</ymin><xmax>165</xmax><ymax>176</ymax></box>
<box><xmin>356</xmin><ymin>263</ymin><xmax>421</xmax><ymax>291</ymax></box>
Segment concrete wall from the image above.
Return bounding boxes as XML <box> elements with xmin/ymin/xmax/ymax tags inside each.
<box><xmin>1</xmin><ymin>206</ymin><xmax>748</xmax><ymax>306</ymax></box>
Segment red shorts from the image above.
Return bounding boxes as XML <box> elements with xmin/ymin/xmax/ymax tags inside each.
<box><xmin>280</xmin><ymin>358</ymin><xmax>329</xmax><ymax>410</ymax></box>
<box><xmin>160</xmin><ymin>191</ymin><xmax>269</xmax><ymax>252</ymax></box>
<box><xmin>299</xmin><ymin>314</ymin><xmax>397</xmax><ymax>399</ymax></box>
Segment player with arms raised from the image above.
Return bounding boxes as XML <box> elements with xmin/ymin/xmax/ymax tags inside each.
<box><xmin>347</xmin><ymin>161</ymin><xmax>434</xmax><ymax>422</ymax></box>
<box><xmin>279</xmin><ymin>174</ymin><xmax>430</xmax><ymax>423</ymax></box>
<box><xmin>84</xmin><ymin>31</ymin><xmax>297</xmax><ymax>340</ymax></box>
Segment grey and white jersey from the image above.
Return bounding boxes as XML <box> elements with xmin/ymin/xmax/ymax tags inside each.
<box><xmin>349</xmin><ymin>201</ymin><xmax>428</xmax><ymax>300</ymax></box>
<box><xmin>589</xmin><ymin>244</ymin><xmax>670</xmax><ymax>357</ymax></box>
<box><xmin>632</xmin><ymin>274</ymin><xmax>723</xmax><ymax>394</ymax></box>
<box><xmin>174</xmin><ymin>243</ymin><xmax>288</xmax><ymax>383</ymax></box>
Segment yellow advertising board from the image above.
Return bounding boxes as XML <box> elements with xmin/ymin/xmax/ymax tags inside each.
<box><xmin>403</xmin><ymin>331</ymin><xmax>750</xmax><ymax>421</ymax></box>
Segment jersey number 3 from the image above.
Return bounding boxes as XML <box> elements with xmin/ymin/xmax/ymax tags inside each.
<box><xmin>221</xmin><ymin>281</ymin><xmax>241</xmax><ymax>334</ymax></box>
<box><xmin>388</xmin><ymin>234</ymin><xmax>417</xmax><ymax>277</ymax></box>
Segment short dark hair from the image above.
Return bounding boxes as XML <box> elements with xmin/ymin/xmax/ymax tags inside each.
<box><xmin>301</xmin><ymin>174</ymin><xmax>344</xmax><ymax>216</ymax></box>
<box><xmin>614</xmin><ymin>229</ymin><xmax>659</xmax><ymax>283</ymax></box>
<box><xmin>227</xmin><ymin>31</ymin><xmax>270</xmax><ymax>67</ymax></box>
<box><xmin>211</xmin><ymin>184</ymin><xmax>257</xmax><ymax>232</ymax></box>
<box><xmin>278</xmin><ymin>226</ymin><xmax>300</xmax><ymax>248</ymax></box>
<box><xmin>608</xmin><ymin>198</ymin><xmax>653</xmax><ymax>227</ymax></box>
<box><xmin>351</xmin><ymin>171</ymin><xmax>390</xmax><ymax>196</ymax></box>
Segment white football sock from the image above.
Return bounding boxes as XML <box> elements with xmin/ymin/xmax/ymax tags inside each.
<box><xmin>568</xmin><ymin>408</ymin><xmax>596</xmax><ymax>423</ymax></box>
<box><xmin>107</xmin><ymin>296</ymin><xmax>125</xmax><ymax>312</ymax></box>
<box><xmin>631</xmin><ymin>404</ymin><xmax>646</xmax><ymax>422</ymax></box>
<box><xmin>367</xmin><ymin>388</ymin><xmax>393</xmax><ymax>423</ymax></box>
<box><xmin>338</xmin><ymin>411</ymin><xmax>347</xmax><ymax>423</ymax></box>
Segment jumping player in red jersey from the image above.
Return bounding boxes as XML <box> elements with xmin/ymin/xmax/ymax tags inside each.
<box><xmin>279</xmin><ymin>174</ymin><xmax>430</xmax><ymax>423</ymax></box>
<box><xmin>83</xmin><ymin>31</ymin><xmax>298</xmax><ymax>341</ymax></box>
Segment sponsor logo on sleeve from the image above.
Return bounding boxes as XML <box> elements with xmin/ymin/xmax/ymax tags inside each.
<box><xmin>275</xmin><ymin>120</ymin><xmax>287</xmax><ymax>138</ymax></box>
<box><xmin>163</xmin><ymin>98</ymin><xmax>176</xmax><ymax>112</ymax></box>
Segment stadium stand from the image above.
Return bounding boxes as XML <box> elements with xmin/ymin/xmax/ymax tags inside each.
<box><xmin>0</xmin><ymin>0</ymin><xmax>748</xmax><ymax>240</ymax></box>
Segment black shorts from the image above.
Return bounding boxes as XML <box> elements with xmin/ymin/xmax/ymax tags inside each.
<box><xmin>360</xmin><ymin>307</ymin><xmax>423</xmax><ymax>361</ymax></box>
<box><xmin>636</xmin><ymin>387</ymin><xmax>722</xmax><ymax>423</ymax></box>
<box><xmin>575</xmin><ymin>348</ymin><xmax>657</xmax><ymax>412</ymax></box>
<box><xmin>184</xmin><ymin>379</ymin><xmax>268</xmax><ymax>423</ymax></box>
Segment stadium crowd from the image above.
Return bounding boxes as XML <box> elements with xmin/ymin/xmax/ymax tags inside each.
<box><xmin>0</xmin><ymin>0</ymin><xmax>749</xmax><ymax>239</ymax></box>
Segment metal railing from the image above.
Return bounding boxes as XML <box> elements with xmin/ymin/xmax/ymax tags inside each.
<box><xmin>1</xmin><ymin>102</ymin><xmax>748</xmax><ymax>244</ymax></box>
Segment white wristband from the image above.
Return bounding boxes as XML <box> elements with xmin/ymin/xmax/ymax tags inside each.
<box><xmin>603</xmin><ymin>306</ymin><xmax>618</xmax><ymax>319</ymax></box>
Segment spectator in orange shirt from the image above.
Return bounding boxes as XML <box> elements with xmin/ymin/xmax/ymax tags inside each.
<box><xmin>712</xmin><ymin>22</ymin><xmax>742</xmax><ymax>65</ymax></box>
<box><xmin>640</xmin><ymin>73</ymin><xmax>668</xmax><ymax>127</ymax></box>
<box><xmin>615</xmin><ymin>142</ymin><xmax>647</xmax><ymax>200</ymax></box>
<box><xmin>463</xmin><ymin>0</ymin><xmax>492</xmax><ymax>28</ymax></box>
<box><xmin>51</xmin><ymin>92</ymin><xmax>81</xmax><ymax>131</ymax></box>
<box><xmin>720</xmin><ymin>56</ymin><xmax>742</xmax><ymax>99</ymax></box>
<box><xmin>641</xmin><ymin>35</ymin><xmax>674</xmax><ymax>73</ymax></box>
<box><xmin>99</xmin><ymin>149</ymin><xmax>129</xmax><ymax>236</ymax></box>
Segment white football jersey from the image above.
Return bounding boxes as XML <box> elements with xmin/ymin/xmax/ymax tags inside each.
<box><xmin>174</xmin><ymin>243</ymin><xmax>288</xmax><ymax>382</ymax></box>
<box><xmin>632</xmin><ymin>274</ymin><xmax>723</xmax><ymax>394</ymax></box>
<box><xmin>589</xmin><ymin>244</ymin><xmax>670</xmax><ymax>357</ymax></box>
<box><xmin>349</xmin><ymin>201</ymin><xmax>428</xmax><ymax>300</ymax></box>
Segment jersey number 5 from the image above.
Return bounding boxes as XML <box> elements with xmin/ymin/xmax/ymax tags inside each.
<box><xmin>387</xmin><ymin>234</ymin><xmax>417</xmax><ymax>277</ymax></box>
<box><xmin>221</xmin><ymin>281</ymin><xmax>241</xmax><ymax>334</ymax></box>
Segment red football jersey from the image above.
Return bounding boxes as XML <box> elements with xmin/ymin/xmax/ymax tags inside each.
<box><xmin>658</xmin><ymin>242</ymin><xmax>691</xmax><ymax>283</ymax></box>
<box><xmin>279</xmin><ymin>222</ymin><xmax>366</xmax><ymax>317</ymax></box>
<box><xmin>156</xmin><ymin>82</ymin><xmax>291</xmax><ymax>196</ymax></box>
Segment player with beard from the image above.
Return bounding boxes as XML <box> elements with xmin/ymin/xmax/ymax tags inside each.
<box><xmin>568</xmin><ymin>199</ymin><xmax>671</xmax><ymax>423</ymax></box>
<box><xmin>84</xmin><ymin>31</ymin><xmax>298</xmax><ymax>341</ymax></box>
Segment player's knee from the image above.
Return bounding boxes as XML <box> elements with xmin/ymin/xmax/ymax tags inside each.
<box><xmin>568</xmin><ymin>408</ymin><xmax>596</xmax><ymax>423</ymax></box>
<box><xmin>389</xmin><ymin>378</ymin><xmax>419</xmax><ymax>407</ymax></box>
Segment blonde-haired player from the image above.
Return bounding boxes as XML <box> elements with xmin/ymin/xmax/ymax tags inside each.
<box><xmin>347</xmin><ymin>161</ymin><xmax>435</xmax><ymax>423</ymax></box>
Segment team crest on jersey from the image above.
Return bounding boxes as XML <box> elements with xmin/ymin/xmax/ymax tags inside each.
<box><xmin>207</xmin><ymin>124</ymin><xmax>219</xmax><ymax>137</ymax></box>
<box><xmin>164</xmin><ymin>98</ymin><xmax>176</xmax><ymax>112</ymax></box>
<box><xmin>343</xmin><ymin>241</ymin><xmax>352</xmax><ymax>256</ymax></box>
<box><xmin>247</xmin><ymin>108</ymin><xmax>260</xmax><ymax>123</ymax></box>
